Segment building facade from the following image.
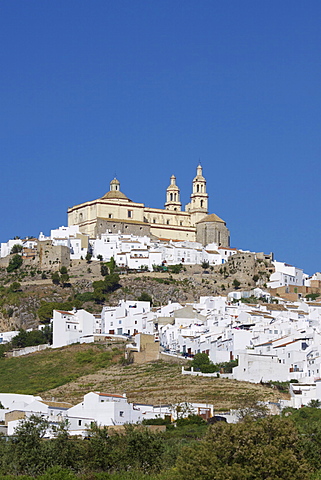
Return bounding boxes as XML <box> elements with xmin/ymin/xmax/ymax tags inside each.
<box><xmin>67</xmin><ymin>166</ymin><xmax>230</xmax><ymax>246</ymax></box>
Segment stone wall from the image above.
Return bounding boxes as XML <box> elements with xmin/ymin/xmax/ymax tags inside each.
<box><xmin>196</xmin><ymin>221</ymin><xmax>230</xmax><ymax>246</ymax></box>
<box><xmin>37</xmin><ymin>241</ymin><xmax>70</xmax><ymax>269</ymax></box>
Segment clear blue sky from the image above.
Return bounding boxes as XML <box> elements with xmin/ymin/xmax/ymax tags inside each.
<box><xmin>1</xmin><ymin>1</ymin><xmax>320</xmax><ymax>274</ymax></box>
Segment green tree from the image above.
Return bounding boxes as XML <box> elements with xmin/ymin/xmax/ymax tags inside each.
<box><xmin>107</xmin><ymin>256</ymin><xmax>116</xmax><ymax>274</ymax></box>
<box><xmin>138</xmin><ymin>291</ymin><xmax>153</xmax><ymax>304</ymax></box>
<box><xmin>100</xmin><ymin>263</ymin><xmax>109</xmax><ymax>276</ymax></box>
<box><xmin>232</xmin><ymin>278</ymin><xmax>241</xmax><ymax>289</ymax></box>
<box><xmin>60</xmin><ymin>273</ymin><xmax>70</xmax><ymax>288</ymax></box>
<box><xmin>85</xmin><ymin>252</ymin><xmax>92</xmax><ymax>263</ymax></box>
<box><xmin>8</xmin><ymin>414</ymin><xmax>50</xmax><ymax>475</ymax></box>
<box><xmin>190</xmin><ymin>353</ymin><xmax>217</xmax><ymax>373</ymax></box>
<box><xmin>10</xmin><ymin>244</ymin><xmax>23</xmax><ymax>254</ymax></box>
<box><xmin>8</xmin><ymin>282</ymin><xmax>21</xmax><ymax>292</ymax></box>
<box><xmin>59</xmin><ymin>266</ymin><xmax>68</xmax><ymax>275</ymax></box>
<box><xmin>176</xmin><ymin>417</ymin><xmax>310</xmax><ymax>480</ymax></box>
<box><xmin>51</xmin><ymin>271</ymin><xmax>60</xmax><ymax>286</ymax></box>
<box><xmin>201</xmin><ymin>261</ymin><xmax>210</xmax><ymax>270</ymax></box>
<box><xmin>7</xmin><ymin>254</ymin><xmax>23</xmax><ymax>273</ymax></box>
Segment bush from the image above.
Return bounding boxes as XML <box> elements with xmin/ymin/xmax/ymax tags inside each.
<box><xmin>7</xmin><ymin>254</ymin><xmax>23</xmax><ymax>273</ymax></box>
<box><xmin>10</xmin><ymin>244</ymin><xmax>23</xmax><ymax>254</ymax></box>
<box><xmin>137</xmin><ymin>292</ymin><xmax>153</xmax><ymax>304</ymax></box>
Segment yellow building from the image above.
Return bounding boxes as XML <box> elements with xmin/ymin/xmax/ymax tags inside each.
<box><xmin>67</xmin><ymin>165</ymin><xmax>230</xmax><ymax>246</ymax></box>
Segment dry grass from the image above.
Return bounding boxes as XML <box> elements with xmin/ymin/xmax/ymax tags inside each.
<box><xmin>43</xmin><ymin>360</ymin><xmax>289</xmax><ymax>411</ymax></box>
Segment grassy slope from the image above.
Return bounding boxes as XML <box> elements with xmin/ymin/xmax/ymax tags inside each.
<box><xmin>0</xmin><ymin>343</ymin><xmax>123</xmax><ymax>395</ymax></box>
<box><xmin>0</xmin><ymin>344</ymin><xmax>288</xmax><ymax>409</ymax></box>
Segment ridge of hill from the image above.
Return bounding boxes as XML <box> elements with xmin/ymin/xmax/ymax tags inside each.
<box><xmin>0</xmin><ymin>342</ymin><xmax>288</xmax><ymax>410</ymax></box>
<box><xmin>0</xmin><ymin>252</ymin><xmax>273</xmax><ymax>330</ymax></box>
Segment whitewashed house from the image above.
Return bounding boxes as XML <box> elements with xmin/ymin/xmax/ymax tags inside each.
<box><xmin>67</xmin><ymin>392</ymin><xmax>142</xmax><ymax>427</ymax></box>
<box><xmin>267</xmin><ymin>261</ymin><xmax>304</xmax><ymax>288</ymax></box>
<box><xmin>52</xmin><ymin>308</ymin><xmax>97</xmax><ymax>348</ymax></box>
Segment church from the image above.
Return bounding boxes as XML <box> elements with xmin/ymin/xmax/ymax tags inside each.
<box><xmin>67</xmin><ymin>165</ymin><xmax>230</xmax><ymax>246</ymax></box>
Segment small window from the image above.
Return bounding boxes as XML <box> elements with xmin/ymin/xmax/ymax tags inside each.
<box><xmin>120</xmin><ymin>411</ymin><xmax>124</xmax><ymax>417</ymax></box>
<box><xmin>109</xmin><ymin>214</ymin><xmax>113</xmax><ymax>218</ymax></box>
<box><xmin>166</xmin><ymin>220</ymin><xmax>170</xmax><ymax>225</ymax></box>
<box><xmin>78</xmin><ymin>420</ymin><xmax>82</xmax><ymax>426</ymax></box>
<box><xmin>128</xmin><ymin>210</ymin><xmax>132</xmax><ymax>218</ymax></box>
<box><xmin>180</xmin><ymin>221</ymin><xmax>183</xmax><ymax>226</ymax></box>
<box><xmin>153</xmin><ymin>219</ymin><xmax>156</xmax><ymax>224</ymax></box>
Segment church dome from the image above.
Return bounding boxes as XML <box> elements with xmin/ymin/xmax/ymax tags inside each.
<box><xmin>101</xmin><ymin>190</ymin><xmax>131</xmax><ymax>201</ymax></box>
<box><xmin>110</xmin><ymin>178</ymin><xmax>120</xmax><ymax>185</ymax></box>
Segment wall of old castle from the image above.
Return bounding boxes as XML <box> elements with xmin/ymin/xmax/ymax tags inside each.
<box><xmin>37</xmin><ymin>241</ymin><xmax>70</xmax><ymax>269</ymax></box>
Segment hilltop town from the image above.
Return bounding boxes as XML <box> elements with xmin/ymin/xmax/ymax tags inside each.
<box><xmin>0</xmin><ymin>166</ymin><xmax>321</xmax><ymax>439</ymax></box>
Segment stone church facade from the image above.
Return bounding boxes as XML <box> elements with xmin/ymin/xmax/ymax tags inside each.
<box><xmin>67</xmin><ymin>165</ymin><xmax>230</xmax><ymax>246</ymax></box>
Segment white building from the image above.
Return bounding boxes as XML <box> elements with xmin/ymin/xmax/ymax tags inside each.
<box><xmin>101</xmin><ymin>300</ymin><xmax>154</xmax><ymax>336</ymax></box>
<box><xmin>52</xmin><ymin>308</ymin><xmax>97</xmax><ymax>348</ymax></box>
<box><xmin>267</xmin><ymin>261</ymin><xmax>304</xmax><ymax>288</ymax></box>
<box><xmin>67</xmin><ymin>391</ymin><xmax>142</xmax><ymax>427</ymax></box>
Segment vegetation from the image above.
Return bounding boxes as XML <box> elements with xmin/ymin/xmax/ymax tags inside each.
<box><xmin>10</xmin><ymin>244</ymin><xmax>23</xmax><ymax>254</ymax></box>
<box><xmin>6</xmin><ymin>254</ymin><xmax>23</xmax><ymax>273</ymax></box>
<box><xmin>1</xmin><ymin>412</ymin><xmax>321</xmax><ymax>479</ymax></box>
<box><xmin>92</xmin><ymin>273</ymin><xmax>120</xmax><ymax>303</ymax></box>
<box><xmin>137</xmin><ymin>291</ymin><xmax>153</xmax><ymax>304</ymax></box>
<box><xmin>188</xmin><ymin>353</ymin><xmax>238</xmax><ymax>374</ymax></box>
<box><xmin>0</xmin><ymin>343</ymin><xmax>122</xmax><ymax>395</ymax></box>
<box><xmin>306</xmin><ymin>293</ymin><xmax>320</xmax><ymax>301</ymax></box>
<box><xmin>37</xmin><ymin>300</ymin><xmax>82</xmax><ymax>324</ymax></box>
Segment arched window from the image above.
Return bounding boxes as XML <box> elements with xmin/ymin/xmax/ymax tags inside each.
<box><xmin>200</xmin><ymin>200</ymin><xmax>203</xmax><ymax>208</ymax></box>
<box><xmin>197</xmin><ymin>185</ymin><xmax>199</xmax><ymax>193</ymax></box>
<box><xmin>170</xmin><ymin>193</ymin><xmax>173</xmax><ymax>201</ymax></box>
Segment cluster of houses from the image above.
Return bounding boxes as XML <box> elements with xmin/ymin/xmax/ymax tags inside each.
<box><xmin>0</xmin><ymin>391</ymin><xmax>214</xmax><ymax>437</ymax></box>
<box><xmin>50</xmin><ymin>292</ymin><xmax>321</xmax><ymax>409</ymax></box>
<box><xmin>2</xmin><ymin>291</ymin><xmax>321</xmax><ymax>432</ymax></box>
<box><xmin>0</xmin><ymin>225</ymin><xmax>239</xmax><ymax>270</ymax></box>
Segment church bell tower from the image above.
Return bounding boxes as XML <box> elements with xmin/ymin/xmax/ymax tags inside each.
<box><xmin>185</xmin><ymin>165</ymin><xmax>208</xmax><ymax>224</ymax></box>
<box><xmin>164</xmin><ymin>175</ymin><xmax>182</xmax><ymax>211</ymax></box>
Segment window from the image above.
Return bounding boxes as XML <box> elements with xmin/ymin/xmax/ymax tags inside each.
<box><xmin>166</xmin><ymin>220</ymin><xmax>170</xmax><ymax>225</ymax></box>
<box><xmin>180</xmin><ymin>221</ymin><xmax>183</xmax><ymax>226</ymax></box>
<box><xmin>120</xmin><ymin>411</ymin><xmax>124</xmax><ymax>417</ymax></box>
<box><xmin>128</xmin><ymin>210</ymin><xmax>132</xmax><ymax>218</ymax></box>
<box><xmin>153</xmin><ymin>219</ymin><xmax>156</xmax><ymax>223</ymax></box>
<box><xmin>109</xmin><ymin>214</ymin><xmax>113</xmax><ymax>218</ymax></box>
<box><xmin>78</xmin><ymin>420</ymin><xmax>82</xmax><ymax>426</ymax></box>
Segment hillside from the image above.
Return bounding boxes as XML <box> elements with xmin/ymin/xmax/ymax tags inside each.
<box><xmin>0</xmin><ymin>342</ymin><xmax>288</xmax><ymax>411</ymax></box>
<box><xmin>0</xmin><ymin>252</ymin><xmax>273</xmax><ymax>329</ymax></box>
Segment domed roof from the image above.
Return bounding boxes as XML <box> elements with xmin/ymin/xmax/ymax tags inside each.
<box><xmin>101</xmin><ymin>190</ymin><xmax>131</xmax><ymax>201</ymax></box>
<box><xmin>196</xmin><ymin>213</ymin><xmax>225</xmax><ymax>224</ymax></box>
<box><xmin>110</xmin><ymin>178</ymin><xmax>120</xmax><ymax>185</ymax></box>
